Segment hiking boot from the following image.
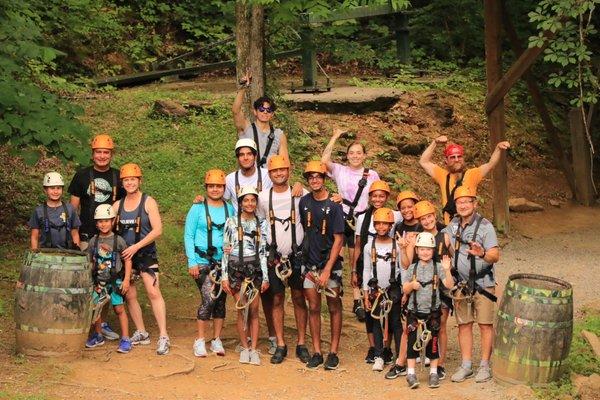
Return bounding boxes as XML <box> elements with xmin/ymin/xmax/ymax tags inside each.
<box><xmin>270</xmin><ymin>345</ymin><xmax>287</xmax><ymax>364</ymax></box>
<box><xmin>364</xmin><ymin>346</ymin><xmax>375</xmax><ymax>364</ymax></box>
<box><xmin>249</xmin><ymin>349</ymin><xmax>261</xmax><ymax>366</ymax></box>
<box><xmin>382</xmin><ymin>347</ymin><xmax>394</xmax><ymax>365</ymax></box>
<box><xmin>130</xmin><ymin>330</ymin><xmax>150</xmax><ymax>345</ymax></box>
<box><xmin>353</xmin><ymin>300</ymin><xmax>366</xmax><ymax>322</ymax></box>
<box><xmin>239</xmin><ymin>348</ymin><xmax>250</xmax><ymax>364</ymax></box>
<box><xmin>267</xmin><ymin>337</ymin><xmax>277</xmax><ymax>355</ymax></box>
<box><xmin>117</xmin><ymin>337</ymin><xmax>132</xmax><ymax>354</ymax></box>
<box><xmin>428</xmin><ymin>373</ymin><xmax>440</xmax><ymax>388</ymax></box>
<box><xmin>296</xmin><ymin>344</ymin><xmax>310</xmax><ymax>363</ymax></box>
<box><xmin>475</xmin><ymin>366</ymin><xmax>492</xmax><ymax>383</ymax></box>
<box><xmin>306</xmin><ymin>353</ymin><xmax>324</xmax><ymax>369</ymax></box>
<box><xmin>156</xmin><ymin>336</ymin><xmax>170</xmax><ymax>355</ymax></box>
<box><xmin>385</xmin><ymin>364</ymin><xmax>407</xmax><ymax>379</ymax></box>
<box><xmin>85</xmin><ymin>333</ymin><xmax>105</xmax><ymax>348</ymax></box>
<box><xmin>210</xmin><ymin>338</ymin><xmax>225</xmax><ymax>356</ymax></box>
<box><xmin>437</xmin><ymin>365</ymin><xmax>446</xmax><ymax>380</ymax></box>
<box><xmin>372</xmin><ymin>357</ymin><xmax>384</xmax><ymax>372</ymax></box>
<box><xmin>451</xmin><ymin>366</ymin><xmax>474</xmax><ymax>382</ymax></box>
<box><xmin>324</xmin><ymin>352</ymin><xmax>339</xmax><ymax>370</ymax></box>
<box><xmin>193</xmin><ymin>338</ymin><xmax>207</xmax><ymax>357</ymax></box>
<box><xmin>101</xmin><ymin>322</ymin><xmax>120</xmax><ymax>341</ymax></box>
<box><xmin>406</xmin><ymin>373</ymin><xmax>419</xmax><ymax>389</ymax></box>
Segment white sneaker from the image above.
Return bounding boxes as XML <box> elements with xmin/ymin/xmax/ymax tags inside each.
<box><xmin>235</xmin><ymin>337</ymin><xmax>252</xmax><ymax>353</ymax></box>
<box><xmin>249</xmin><ymin>349</ymin><xmax>261</xmax><ymax>365</ymax></box>
<box><xmin>130</xmin><ymin>330</ymin><xmax>150</xmax><ymax>345</ymax></box>
<box><xmin>267</xmin><ymin>337</ymin><xmax>277</xmax><ymax>355</ymax></box>
<box><xmin>425</xmin><ymin>357</ymin><xmax>431</xmax><ymax>367</ymax></box>
<box><xmin>157</xmin><ymin>336</ymin><xmax>170</xmax><ymax>355</ymax></box>
<box><xmin>193</xmin><ymin>338</ymin><xmax>207</xmax><ymax>357</ymax></box>
<box><xmin>372</xmin><ymin>357</ymin><xmax>384</xmax><ymax>372</ymax></box>
<box><xmin>239</xmin><ymin>348</ymin><xmax>250</xmax><ymax>364</ymax></box>
<box><xmin>210</xmin><ymin>338</ymin><xmax>225</xmax><ymax>356</ymax></box>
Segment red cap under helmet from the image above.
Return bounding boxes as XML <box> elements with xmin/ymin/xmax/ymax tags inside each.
<box><xmin>444</xmin><ymin>143</ymin><xmax>464</xmax><ymax>157</ymax></box>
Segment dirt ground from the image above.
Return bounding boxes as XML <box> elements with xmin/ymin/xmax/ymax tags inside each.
<box><xmin>1</xmin><ymin>205</ymin><xmax>598</xmax><ymax>400</ymax></box>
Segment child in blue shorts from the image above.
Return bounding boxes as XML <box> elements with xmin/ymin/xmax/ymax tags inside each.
<box><xmin>85</xmin><ymin>204</ymin><xmax>132</xmax><ymax>353</ymax></box>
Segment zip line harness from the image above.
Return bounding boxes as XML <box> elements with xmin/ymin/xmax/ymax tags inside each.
<box><xmin>367</xmin><ymin>239</ymin><xmax>398</xmax><ymax>343</ymax></box>
<box><xmin>41</xmin><ymin>202</ymin><xmax>72</xmax><ymax>249</ymax></box>
<box><xmin>268</xmin><ymin>188</ymin><xmax>298</xmax><ymax>285</ymax></box>
<box><xmin>342</xmin><ymin>168</ymin><xmax>370</xmax><ymax>231</ymax></box>
<box><xmin>90</xmin><ymin>233</ymin><xmax>121</xmax><ymax>323</ymax></box>
<box><xmin>252</xmin><ymin>122</ymin><xmax>276</xmax><ymax>169</ymax></box>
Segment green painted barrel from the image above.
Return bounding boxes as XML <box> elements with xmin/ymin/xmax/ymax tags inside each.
<box><xmin>15</xmin><ymin>249</ymin><xmax>93</xmax><ymax>357</ymax></box>
<box><xmin>493</xmin><ymin>273</ymin><xmax>573</xmax><ymax>386</ymax></box>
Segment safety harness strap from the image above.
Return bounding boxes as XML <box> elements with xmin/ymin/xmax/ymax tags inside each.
<box><xmin>235</xmin><ymin>169</ymin><xmax>263</xmax><ymax>197</ymax></box>
<box><xmin>342</xmin><ymin>168</ymin><xmax>370</xmax><ymax>219</ymax></box>
<box><xmin>42</xmin><ymin>202</ymin><xmax>71</xmax><ymax>248</ymax></box>
<box><xmin>252</xmin><ymin>123</ymin><xmax>275</xmax><ymax>168</ymax></box>
<box><xmin>411</xmin><ymin>259</ymin><xmax>439</xmax><ymax>314</ymax></box>
<box><xmin>196</xmin><ymin>199</ymin><xmax>229</xmax><ymax>266</ymax></box>
<box><xmin>91</xmin><ymin>233</ymin><xmax>120</xmax><ymax>286</ymax></box>
<box><xmin>442</xmin><ymin>172</ymin><xmax>463</xmax><ymax>218</ymax></box>
<box><xmin>370</xmin><ymin>238</ymin><xmax>397</xmax><ymax>287</ymax></box>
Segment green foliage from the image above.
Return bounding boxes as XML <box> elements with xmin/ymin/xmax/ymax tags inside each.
<box><xmin>529</xmin><ymin>0</ymin><xmax>599</xmax><ymax>106</ymax></box>
<box><xmin>0</xmin><ymin>0</ymin><xmax>91</xmax><ymax>164</ymax></box>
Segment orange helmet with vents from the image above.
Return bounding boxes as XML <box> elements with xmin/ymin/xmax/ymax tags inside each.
<box><xmin>303</xmin><ymin>161</ymin><xmax>327</xmax><ymax>178</ymax></box>
<box><xmin>414</xmin><ymin>200</ymin><xmax>436</xmax><ymax>219</ymax></box>
<box><xmin>91</xmin><ymin>134</ymin><xmax>114</xmax><ymax>150</ymax></box>
<box><xmin>120</xmin><ymin>163</ymin><xmax>142</xmax><ymax>179</ymax></box>
<box><xmin>396</xmin><ymin>191</ymin><xmax>419</xmax><ymax>207</ymax></box>
<box><xmin>453</xmin><ymin>186</ymin><xmax>476</xmax><ymax>200</ymax></box>
<box><xmin>267</xmin><ymin>155</ymin><xmax>290</xmax><ymax>171</ymax></box>
<box><xmin>368</xmin><ymin>180</ymin><xmax>391</xmax><ymax>194</ymax></box>
<box><xmin>373</xmin><ymin>207</ymin><xmax>395</xmax><ymax>224</ymax></box>
<box><xmin>205</xmin><ymin>169</ymin><xmax>226</xmax><ymax>185</ymax></box>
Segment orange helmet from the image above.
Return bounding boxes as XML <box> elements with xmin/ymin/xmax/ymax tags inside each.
<box><xmin>267</xmin><ymin>155</ymin><xmax>290</xmax><ymax>171</ymax></box>
<box><xmin>414</xmin><ymin>200</ymin><xmax>436</xmax><ymax>219</ymax></box>
<box><xmin>373</xmin><ymin>207</ymin><xmax>395</xmax><ymax>224</ymax></box>
<box><xmin>453</xmin><ymin>186</ymin><xmax>477</xmax><ymax>200</ymax></box>
<box><xmin>205</xmin><ymin>169</ymin><xmax>226</xmax><ymax>185</ymax></box>
<box><xmin>368</xmin><ymin>180</ymin><xmax>391</xmax><ymax>194</ymax></box>
<box><xmin>120</xmin><ymin>163</ymin><xmax>142</xmax><ymax>179</ymax></box>
<box><xmin>396</xmin><ymin>191</ymin><xmax>420</xmax><ymax>207</ymax></box>
<box><xmin>91</xmin><ymin>134</ymin><xmax>114</xmax><ymax>150</ymax></box>
<box><xmin>303</xmin><ymin>160</ymin><xmax>327</xmax><ymax>178</ymax></box>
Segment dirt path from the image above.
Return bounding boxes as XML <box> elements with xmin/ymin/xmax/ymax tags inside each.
<box><xmin>0</xmin><ymin>205</ymin><xmax>598</xmax><ymax>399</ymax></box>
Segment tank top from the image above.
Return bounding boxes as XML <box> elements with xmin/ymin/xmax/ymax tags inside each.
<box><xmin>240</xmin><ymin>123</ymin><xmax>283</xmax><ymax>166</ymax></box>
<box><xmin>118</xmin><ymin>194</ymin><xmax>157</xmax><ymax>254</ymax></box>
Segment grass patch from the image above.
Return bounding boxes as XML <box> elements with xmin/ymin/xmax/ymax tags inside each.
<box><xmin>534</xmin><ymin>308</ymin><xmax>600</xmax><ymax>399</ymax></box>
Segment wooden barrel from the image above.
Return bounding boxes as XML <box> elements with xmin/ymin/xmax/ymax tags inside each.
<box><xmin>15</xmin><ymin>249</ymin><xmax>93</xmax><ymax>357</ymax></box>
<box><xmin>493</xmin><ymin>273</ymin><xmax>573</xmax><ymax>386</ymax></box>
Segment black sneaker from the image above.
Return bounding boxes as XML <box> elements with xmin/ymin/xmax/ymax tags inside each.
<box><xmin>270</xmin><ymin>345</ymin><xmax>287</xmax><ymax>364</ymax></box>
<box><xmin>296</xmin><ymin>344</ymin><xmax>310</xmax><ymax>363</ymax></box>
<box><xmin>353</xmin><ymin>300</ymin><xmax>366</xmax><ymax>322</ymax></box>
<box><xmin>306</xmin><ymin>353</ymin><xmax>324</xmax><ymax>369</ymax></box>
<box><xmin>324</xmin><ymin>352</ymin><xmax>339</xmax><ymax>370</ymax></box>
<box><xmin>382</xmin><ymin>347</ymin><xmax>394</xmax><ymax>365</ymax></box>
<box><xmin>385</xmin><ymin>364</ymin><xmax>407</xmax><ymax>380</ymax></box>
<box><xmin>364</xmin><ymin>346</ymin><xmax>375</xmax><ymax>364</ymax></box>
<box><xmin>438</xmin><ymin>365</ymin><xmax>446</xmax><ymax>380</ymax></box>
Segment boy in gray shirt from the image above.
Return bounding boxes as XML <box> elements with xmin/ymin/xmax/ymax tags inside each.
<box><xmin>401</xmin><ymin>232</ymin><xmax>454</xmax><ymax>390</ymax></box>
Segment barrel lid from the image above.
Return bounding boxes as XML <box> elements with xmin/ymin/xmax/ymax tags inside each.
<box><xmin>508</xmin><ymin>273</ymin><xmax>572</xmax><ymax>297</ymax></box>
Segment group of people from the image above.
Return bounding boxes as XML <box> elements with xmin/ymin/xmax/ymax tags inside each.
<box><xmin>27</xmin><ymin>74</ymin><xmax>512</xmax><ymax>389</ymax></box>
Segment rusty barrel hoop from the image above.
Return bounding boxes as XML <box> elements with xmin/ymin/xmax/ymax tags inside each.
<box><xmin>493</xmin><ymin>273</ymin><xmax>573</xmax><ymax>386</ymax></box>
<box><xmin>15</xmin><ymin>248</ymin><xmax>93</xmax><ymax>357</ymax></box>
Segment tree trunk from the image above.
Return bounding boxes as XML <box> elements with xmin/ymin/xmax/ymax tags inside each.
<box><xmin>570</xmin><ymin>107</ymin><xmax>596</xmax><ymax>206</ymax></box>
<box><xmin>235</xmin><ymin>1</ymin><xmax>265</xmax><ymax>120</ymax></box>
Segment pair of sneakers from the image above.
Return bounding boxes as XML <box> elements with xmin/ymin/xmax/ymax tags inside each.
<box><xmin>193</xmin><ymin>338</ymin><xmax>225</xmax><ymax>357</ymax></box>
<box><xmin>406</xmin><ymin>373</ymin><xmax>440</xmax><ymax>389</ymax></box>
<box><xmin>239</xmin><ymin>348</ymin><xmax>261</xmax><ymax>365</ymax></box>
<box><xmin>130</xmin><ymin>330</ymin><xmax>170</xmax><ymax>355</ymax></box>
<box><xmin>85</xmin><ymin>332</ymin><xmax>131</xmax><ymax>354</ymax></box>
<box><xmin>306</xmin><ymin>352</ymin><xmax>339</xmax><ymax>370</ymax></box>
<box><xmin>451</xmin><ymin>365</ymin><xmax>492</xmax><ymax>383</ymax></box>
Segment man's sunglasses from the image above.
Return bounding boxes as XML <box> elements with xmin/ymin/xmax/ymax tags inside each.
<box><xmin>257</xmin><ymin>106</ymin><xmax>274</xmax><ymax>113</ymax></box>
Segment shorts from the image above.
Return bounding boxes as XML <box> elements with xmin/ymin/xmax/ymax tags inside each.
<box><xmin>303</xmin><ymin>268</ymin><xmax>342</xmax><ymax>290</ymax></box>
<box><xmin>406</xmin><ymin>311</ymin><xmax>440</xmax><ymax>360</ymax></box>
<box><xmin>343</xmin><ymin>225</ymin><xmax>355</xmax><ymax>247</ymax></box>
<box><xmin>92</xmin><ymin>280</ymin><xmax>124</xmax><ymax>306</ymax></box>
<box><xmin>228</xmin><ymin>256</ymin><xmax>263</xmax><ymax>293</ymax></box>
<box><xmin>454</xmin><ymin>287</ymin><xmax>496</xmax><ymax>325</ymax></box>
<box><xmin>133</xmin><ymin>251</ymin><xmax>159</xmax><ymax>272</ymax></box>
<box><xmin>266</xmin><ymin>263</ymin><xmax>304</xmax><ymax>294</ymax></box>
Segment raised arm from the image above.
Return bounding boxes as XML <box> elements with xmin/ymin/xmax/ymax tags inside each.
<box><xmin>321</xmin><ymin>127</ymin><xmax>345</xmax><ymax>172</ymax></box>
<box><xmin>278</xmin><ymin>133</ymin><xmax>290</xmax><ymax>162</ymax></box>
<box><xmin>479</xmin><ymin>141</ymin><xmax>511</xmax><ymax>178</ymax></box>
<box><xmin>419</xmin><ymin>135</ymin><xmax>447</xmax><ymax>177</ymax></box>
<box><xmin>232</xmin><ymin>71</ymin><xmax>252</xmax><ymax>134</ymax></box>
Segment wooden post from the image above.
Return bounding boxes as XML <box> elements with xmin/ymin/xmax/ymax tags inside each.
<box><xmin>501</xmin><ymin>3</ymin><xmax>577</xmax><ymax>196</ymax></box>
<box><xmin>484</xmin><ymin>0</ymin><xmax>509</xmax><ymax>233</ymax></box>
<box><xmin>569</xmin><ymin>107</ymin><xmax>595</xmax><ymax>206</ymax></box>
<box><xmin>300</xmin><ymin>26</ymin><xmax>317</xmax><ymax>88</ymax></box>
<box><xmin>394</xmin><ymin>13</ymin><xmax>410</xmax><ymax>64</ymax></box>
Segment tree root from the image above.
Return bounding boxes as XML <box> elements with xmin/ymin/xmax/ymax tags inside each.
<box><xmin>144</xmin><ymin>353</ymin><xmax>195</xmax><ymax>380</ymax></box>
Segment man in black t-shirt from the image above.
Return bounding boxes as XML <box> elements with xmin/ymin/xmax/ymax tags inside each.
<box><xmin>298</xmin><ymin>161</ymin><xmax>344</xmax><ymax>371</ymax></box>
<box><xmin>68</xmin><ymin>134</ymin><xmax>125</xmax><ymax>249</ymax></box>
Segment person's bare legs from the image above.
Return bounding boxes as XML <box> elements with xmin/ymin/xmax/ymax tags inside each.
<box><xmin>326</xmin><ymin>288</ymin><xmax>342</xmax><ymax>353</ymax></box>
<box><xmin>291</xmin><ymin>288</ymin><xmax>308</xmax><ymax>345</ymax></box>
<box><xmin>304</xmin><ymin>288</ymin><xmax>322</xmax><ymax>354</ymax></box>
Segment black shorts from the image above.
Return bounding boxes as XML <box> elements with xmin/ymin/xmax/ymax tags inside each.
<box><xmin>406</xmin><ymin>310</ymin><xmax>441</xmax><ymax>360</ymax></box>
<box><xmin>343</xmin><ymin>224</ymin><xmax>355</xmax><ymax>247</ymax></box>
<box><xmin>266</xmin><ymin>263</ymin><xmax>305</xmax><ymax>295</ymax></box>
<box><xmin>132</xmin><ymin>252</ymin><xmax>159</xmax><ymax>271</ymax></box>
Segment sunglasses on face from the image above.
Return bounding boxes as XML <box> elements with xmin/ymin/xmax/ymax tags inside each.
<box><xmin>257</xmin><ymin>106</ymin><xmax>274</xmax><ymax>113</ymax></box>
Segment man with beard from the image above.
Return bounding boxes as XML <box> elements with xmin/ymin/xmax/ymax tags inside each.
<box><xmin>418</xmin><ymin>136</ymin><xmax>510</xmax><ymax>224</ymax></box>
<box><xmin>257</xmin><ymin>155</ymin><xmax>309</xmax><ymax>364</ymax></box>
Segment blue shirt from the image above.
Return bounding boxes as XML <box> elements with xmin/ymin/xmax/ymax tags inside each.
<box><xmin>184</xmin><ymin>201</ymin><xmax>234</xmax><ymax>268</ymax></box>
